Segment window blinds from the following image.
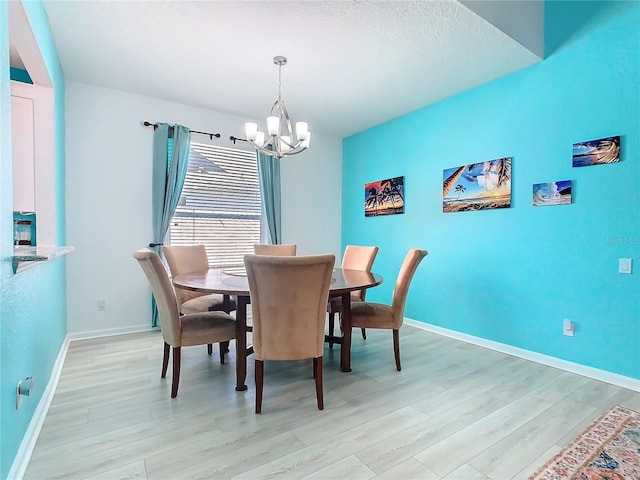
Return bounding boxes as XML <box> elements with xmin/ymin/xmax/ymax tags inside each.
<box><xmin>168</xmin><ymin>142</ymin><xmax>261</xmax><ymax>267</ymax></box>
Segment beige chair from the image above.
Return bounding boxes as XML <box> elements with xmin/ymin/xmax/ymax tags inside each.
<box><xmin>350</xmin><ymin>248</ymin><xmax>428</xmax><ymax>371</ymax></box>
<box><xmin>244</xmin><ymin>253</ymin><xmax>335</xmax><ymax>413</ymax></box>
<box><xmin>133</xmin><ymin>249</ymin><xmax>236</xmax><ymax>398</ymax></box>
<box><xmin>327</xmin><ymin>245</ymin><xmax>379</xmax><ymax>348</ymax></box>
<box><xmin>253</xmin><ymin>244</ymin><xmax>297</xmax><ymax>256</ymax></box>
<box><xmin>162</xmin><ymin>245</ymin><xmax>237</xmax><ymax>315</ymax></box>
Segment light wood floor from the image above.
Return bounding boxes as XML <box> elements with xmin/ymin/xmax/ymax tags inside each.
<box><xmin>25</xmin><ymin>326</ymin><xmax>639</xmax><ymax>480</ymax></box>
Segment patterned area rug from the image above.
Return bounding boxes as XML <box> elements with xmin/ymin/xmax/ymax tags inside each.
<box><xmin>530</xmin><ymin>405</ymin><xmax>640</xmax><ymax>480</ymax></box>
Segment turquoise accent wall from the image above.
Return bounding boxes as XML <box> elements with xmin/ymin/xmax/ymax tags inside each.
<box><xmin>343</xmin><ymin>1</ymin><xmax>639</xmax><ymax>379</ymax></box>
<box><xmin>0</xmin><ymin>1</ymin><xmax>67</xmax><ymax>478</ymax></box>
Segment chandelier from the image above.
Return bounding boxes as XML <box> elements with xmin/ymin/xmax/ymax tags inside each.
<box><xmin>244</xmin><ymin>56</ymin><xmax>311</xmax><ymax>159</ymax></box>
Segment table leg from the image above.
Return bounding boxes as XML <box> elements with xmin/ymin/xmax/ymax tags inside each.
<box><xmin>235</xmin><ymin>295</ymin><xmax>249</xmax><ymax>391</ymax></box>
<box><xmin>340</xmin><ymin>292</ymin><xmax>352</xmax><ymax>372</ymax></box>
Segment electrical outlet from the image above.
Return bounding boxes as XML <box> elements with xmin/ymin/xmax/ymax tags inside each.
<box><xmin>16</xmin><ymin>376</ymin><xmax>34</xmax><ymax>409</ymax></box>
<box><xmin>97</xmin><ymin>300</ymin><xmax>106</xmax><ymax>311</ymax></box>
<box><xmin>563</xmin><ymin>318</ymin><xmax>574</xmax><ymax>336</ymax></box>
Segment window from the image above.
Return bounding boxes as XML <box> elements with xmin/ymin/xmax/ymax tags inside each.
<box><xmin>168</xmin><ymin>142</ymin><xmax>261</xmax><ymax>267</ymax></box>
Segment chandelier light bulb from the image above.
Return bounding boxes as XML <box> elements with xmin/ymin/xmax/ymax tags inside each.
<box><xmin>295</xmin><ymin>122</ymin><xmax>308</xmax><ymax>141</ymax></box>
<box><xmin>266</xmin><ymin>116</ymin><xmax>280</xmax><ymax>136</ymax></box>
<box><xmin>245</xmin><ymin>122</ymin><xmax>258</xmax><ymax>141</ymax></box>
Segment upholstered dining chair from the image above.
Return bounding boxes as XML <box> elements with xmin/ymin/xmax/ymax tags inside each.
<box><xmin>162</xmin><ymin>245</ymin><xmax>237</xmax><ymax>314</ymax></box>
<box><xmin>327</xmin><ymin>245</ymin><xmax>379</xmax><ymax>348</ymax></box>
<box><xmin>253</xmin><ymin>244</ymin><xmax>297</xmax><ymax>256</ymax></box>
<box><xmin>244</xmin><ymin>253</ymin><xmax>335</xmax><ymax>413</ymax></box>
<box><xmin>162</xmin><ymin>245</ymin><xmax>237</xmax><ymax>356</ymax></box>
<box><xmin>350</xmin><ymin>248</ymin><xmax>428</xmax><ymax>371</ymax></box>
<box><xmin>133</xmin><ymin>249</ymin><xmax>236</xmax><ymax>398</ymax></box>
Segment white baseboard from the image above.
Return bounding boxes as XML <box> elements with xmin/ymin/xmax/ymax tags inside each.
<box><xmin>8</xmin><ymin>335</ymin><xmax>71</xmax><ymax>480</ymax></box>
<box><xmin>66</xmin><ymin>324</ymin><xmax>157</xmax><ymax>342</ymax></box>
<box><xmin>404</xmin><ymin>318</ymin><xmax>640</xmax><ymax>392</ymax></box>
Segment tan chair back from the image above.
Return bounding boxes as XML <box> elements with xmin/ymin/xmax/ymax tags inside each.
<box><xmin>341</xmin><ymin>245</ymin><xmax>379</xmax><ymax>301</ymax></box>
<box><xmin>391</xmin><ymin>248</ymin><xmax>428</xmax><ymax>327</ymax></box>
<box><xmin>253</xmin><ymin>244</ymin><xmax>297</xmax><ymax>256</ymax></box>
<box><xmin>162</xmin><ymin>245</ymin><xmax>209</xmax><ymax>305</ymax></box>
<box><xmin>244</xmin><ymin>254</ymin><xmax>335</xmax><ymax>360</ymax></box>
<box><xmin>133</xmin><ymin>249</ymin><xmax>181</xmax><ymax>345</ymax></box>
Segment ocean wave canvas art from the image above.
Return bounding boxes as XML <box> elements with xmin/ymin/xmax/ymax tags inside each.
<box><xmin>573</xmin><ymin>135</ymin><xmax>620</xmax><ymax>167</ymax></box>
<box><xmin>533</xmin><ymin>180</ymin><xmax>572</xmax><ymax>206</ymax></box>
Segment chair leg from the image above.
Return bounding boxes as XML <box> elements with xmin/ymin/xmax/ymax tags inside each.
<box><xmin>219</xmin><ymin>341</ymin><xmax>230</xmax><ymax>364</ymax></box>
<box><xmin>328</xmin><ymin>313</ymin><xmax>335</xmax><ymax>349</ymax></box>
<box><xmin>361</xmin><ymin>328</ymin><xmax>367</xmax><ymax>340</ymax></box>
<box><xmin>207</xmin><ymin>344</ymin><xmax>213</xmax><ymax>355</ymax></box>
<box><xmin>171</xmin><ymin>347</ymin><xmax>181</xmax><ymax>398</ymax></box>
<box><xmin>393</xmin><ymin>329</ymin><xmax>401</xmax><ymax>371</ymax></box>
<box><xmin>313</xmin><ymin>357</ymin><xmax>324</xmax><ymax>410</ymax></box>
<box><xmin>255</xmin><ymin>359</ymin><xmax>264</xmax><ymax>414</ymax></box>
<box><xmin>161</xmin><ymin>342</ymin><xmax>170</xmax><ymax>378</ymax></box>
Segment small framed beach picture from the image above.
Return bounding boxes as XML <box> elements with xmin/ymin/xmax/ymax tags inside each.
<box><xmin>572</xmin><ymin>135</ymin><xmax>620</xmax><ymax>167</ymax></box>
<box><xmin>533</xmin><ymin>180</ymin><xmax>572</xmax><ymax>206</ymax></box>
<box><xmin>365</xmin><ymin>176</ymin><xmax>404</xmax><ymax>217</ymax></box>
<box><xmin>443</xmin><ymin>157</ymin><xmax>512</xmax><ymax>213</ymax></box>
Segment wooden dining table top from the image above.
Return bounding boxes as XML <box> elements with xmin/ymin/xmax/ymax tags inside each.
<box><xmin>172</xmin><ymin>267</ymin><xmax>383</xmax><ymax>297</ymax></box>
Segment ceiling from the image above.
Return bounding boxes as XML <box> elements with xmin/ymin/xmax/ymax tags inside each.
<box><xmin>18</xmin><ymin>1</ymin><xmax>543</xmax><ymax>138</ymax></box>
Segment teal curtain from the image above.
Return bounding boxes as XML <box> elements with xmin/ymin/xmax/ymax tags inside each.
<box><xmin>151</xmin><ymin>123</ymin><xmax>191</xmax><ymax>326</ymax></box>
<box><xmin>257</xmin><ymin>151</ymin><xmax>282</xmax><ymax>244</ymax></box>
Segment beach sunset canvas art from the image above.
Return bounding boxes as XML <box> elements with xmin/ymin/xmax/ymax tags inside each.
<box><xmin>443</xmin><ymin>158</ymin><xmax>511</xmax><ymax>213</ymax></box>
<box><xmin>365</xmin><ymin>176</ymin><xmax>404</xmax><ymax>217</ymax></box>
<box><xmin>573</xmin><ymin>135</ymin><xmax>620</xmax><ymax>167</ymax></box>
<box><xmin>533</xmin><ymin>180</ymin><xmax>572</xmax><ymax>206</ymax></box>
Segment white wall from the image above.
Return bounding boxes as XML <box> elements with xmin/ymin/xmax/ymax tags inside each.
<box><xmin>280</xmin><ymin>130</ymin><xmax>342</xmax><ymax>256</ymax></box>
<box><xmin>65</xmin><ymin>81</ymin><xmax>342</xmax><ymax>335</ymax></box>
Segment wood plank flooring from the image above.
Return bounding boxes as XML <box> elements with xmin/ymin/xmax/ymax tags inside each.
<box><xmin>24</xmin><ymin>326</ymin><xmax>639</xmax><ymax>479</ymax></box>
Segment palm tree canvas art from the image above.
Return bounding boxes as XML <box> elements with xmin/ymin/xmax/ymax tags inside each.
<box><xmin>443</xmin><ymin>158</ymin><xmax>512</xmax><ymax>213</ymax></box>
<box><xmin>365</xmin><ymin>176</ymin><xmax>405</xmax><ymax>217</ymax></box>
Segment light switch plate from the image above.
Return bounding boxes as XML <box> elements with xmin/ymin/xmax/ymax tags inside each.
<box><xmin>563</xmin><ymin>319</ymin><xmax>574</xmax><ymax>336</ymax></box>
<box><xmin>619</xmin><ymin>258</ymin><xmax>632</xmax><ymax>274</ymax></box>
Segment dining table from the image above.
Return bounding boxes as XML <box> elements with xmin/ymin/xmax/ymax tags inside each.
<box><xmin>172</xmin><ymin>266</ymin><xmax>383</xmax><ymax>391</ymax></box>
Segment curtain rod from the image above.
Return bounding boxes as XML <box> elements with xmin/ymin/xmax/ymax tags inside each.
<box><xmin>229</xmin><ymin>135</ymin><xmax>248</xmax><ymax>144</ymax></box>
<box><xmin>143</xmin><ymin>121</ymin><xmax>221</xmax><ymax>139</ymax></box>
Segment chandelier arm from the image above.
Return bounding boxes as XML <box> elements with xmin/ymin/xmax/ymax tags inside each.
<box><xmin>251</xmin><ymin>141</ymin><xmax>284</xmax><ymax>159</ymax></box>
<box><xmin>249</xmin><ymin>140</ymin><xmax>307</xmax><ymax>159</ymax></box>
<box><xmin>276</xmin><ymin>99</ymin><xmax>296</xmax><ymax>141</ymax></box>
<box><xmin>275</xmin><ymin>147</ymin><xmax>308</xmax><ymax>157</ymax></box>
<box><xmin>276</xmin><ymin>136</ymin><xmax>302</xmax><ymax>150</ymax></box>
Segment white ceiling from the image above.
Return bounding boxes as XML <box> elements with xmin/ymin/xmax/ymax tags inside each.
<box><xmin>29</xmin><ymin>0</ymin><xmax>542</xmax><ymax>138</ymax></box>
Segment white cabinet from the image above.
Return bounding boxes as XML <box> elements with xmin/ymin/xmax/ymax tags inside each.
<box><xmin>11</xmin><ymin>93</ymin><xmax>36</xmax><ymax>212</ymax></box>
